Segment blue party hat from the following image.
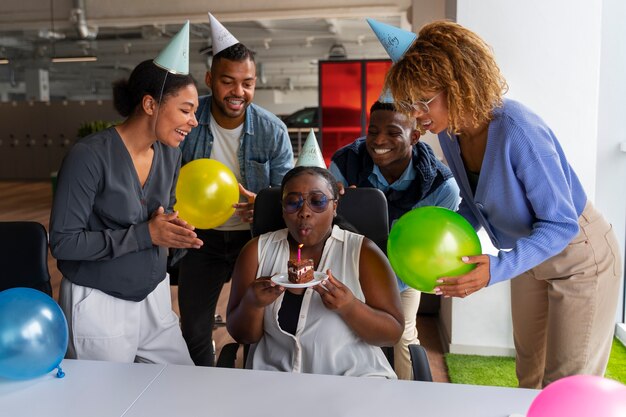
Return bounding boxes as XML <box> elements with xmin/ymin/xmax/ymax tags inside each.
<box><xmin>366</xmin><ymin>18</ymin><xmax>416</xmax><ymax>63</ymax></box>
<box><xmin>154</xmin><ymin>21</ymin><xmax>190</xmax><ymax>74</ymax></box>
<box><xmin>378</xmin><ymin>87</ymin><xmax>395</xmax><ymax>103</ymax></box>
<box><xmin>296</xmin><ymin>129</ymin><xmax>326</xmax><ymax>168</ymax></box>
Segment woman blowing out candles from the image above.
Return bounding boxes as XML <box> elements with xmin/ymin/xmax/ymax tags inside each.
<box><xmin>227</xmin><ymin>166</ymin><xmax>403</xmax><ymax>378</ymax></box>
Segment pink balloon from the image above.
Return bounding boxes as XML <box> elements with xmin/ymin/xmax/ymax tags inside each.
<box><xmin>527</xmin><ymin>375</ymin><xmax>626</xmax><ymax>417</ymax></box>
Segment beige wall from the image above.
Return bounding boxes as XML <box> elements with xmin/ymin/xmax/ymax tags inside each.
<box><xmin>0</xmin><ymin>100</ymin><xmax>120</xmax><ymax>179</ymax></box>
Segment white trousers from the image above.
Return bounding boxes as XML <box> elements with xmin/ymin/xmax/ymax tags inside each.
<box><xmin>59</xmin><ymin>275</ymin><xmax>193</xmax><ymax>365</ymax></box>
<box><xmin>393</xmin><ymin>287</ymin><xmax>421</xmax><ymax>380</ymax></box>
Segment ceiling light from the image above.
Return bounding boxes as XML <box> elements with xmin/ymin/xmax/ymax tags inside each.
<box><xmin>0</xmin><ymin>58</ymin><xmax>9</xmax><ymax>65</ymax></box>
<box><xmin>38</xmin><ymin>29</ymin><xmax>66</xmax><ymax>40</ymax></box>
<box><xmin>328</xmin><ymin>43</ymin><xmax>347</xmax><ymax>60</ymax></box>
<box><xmin>52</xmin><ymin>55</ymin><xmax>97</xmax><ymax>63</ymax></box>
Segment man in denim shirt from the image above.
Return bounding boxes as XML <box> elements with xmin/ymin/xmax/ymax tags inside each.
<box><xmin>177</xmin><ymin>41</ymin><xmax>293</xmax><ymax>366</ymax></box>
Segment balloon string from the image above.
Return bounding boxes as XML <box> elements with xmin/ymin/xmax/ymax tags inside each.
<box><xmin>56</xmin><ymin>365</ymin><xmax>65</xmax><ymax>378</ymax></box>
<box><xmin>153</xmin><ymin>71</ymin><xmax>168</xmax><ymax>131</ymax></box>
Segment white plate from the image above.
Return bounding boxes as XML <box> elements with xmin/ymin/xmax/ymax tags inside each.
<box><xmin>270</xmin><ymin>271</ymin><xmax>328</xmax><ymax>288</ymax></box>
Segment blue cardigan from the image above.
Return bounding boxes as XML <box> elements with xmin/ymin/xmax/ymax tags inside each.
<box><xmin>438</xmin><ymin>99</ymin><xmax>587</xmax><ymax>284</ymax></box>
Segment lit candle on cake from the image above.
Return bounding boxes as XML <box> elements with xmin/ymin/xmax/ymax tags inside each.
<box><xmin>288</xmin><ymin>244</ymin><xmax>314</xmax><ymax>284</ymax></box>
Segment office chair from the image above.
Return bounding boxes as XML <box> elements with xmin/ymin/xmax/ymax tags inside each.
<box><xmin>0</xmin><ymin>221</ymin><xmax>53</xmax><ymax>296</ymax></box>
<box><xmin>408</xmin><ymin>344</ymin><xmax>434</xmax><ymax>382</ymax></box>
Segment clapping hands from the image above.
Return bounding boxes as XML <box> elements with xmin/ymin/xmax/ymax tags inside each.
<box><xmin>148</xmin><ymin>206</ymin><xmax>203</xmax><ymax>249</ymax></box>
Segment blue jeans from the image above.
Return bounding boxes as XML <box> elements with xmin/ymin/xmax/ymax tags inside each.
<box><xmin>178</xmin><ymin>229</ymin><xmax>252</xmax><ymax>366</ymax></box>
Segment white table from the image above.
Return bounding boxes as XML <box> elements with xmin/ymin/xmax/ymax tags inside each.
<box><xmin>0</xmin><ymin>360</ymin><xmax>166</xmax><ymax>417</ymax></box>
<box><xmin>0</xmin><ymin>359</ymin><xmax>539</xmax><ymax>417</ymax></box>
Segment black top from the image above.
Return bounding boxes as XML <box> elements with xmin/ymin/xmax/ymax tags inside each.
<box><xmin>278</xmin><ymin>290</ymin><xmax>306</xmax><ymax>336</ymax></box>
<box><xmin>465</xmin><ymin>168</ymin><xmax>480</xmax><ymax>196</ymax></box>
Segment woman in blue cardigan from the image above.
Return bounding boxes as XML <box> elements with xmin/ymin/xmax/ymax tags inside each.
<box><xmin>385</xmin><ymin>20</ymin><xmax>621</xmax><ymax>389</ymax></box>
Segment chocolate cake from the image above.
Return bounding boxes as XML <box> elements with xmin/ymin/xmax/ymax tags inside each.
<box><xmin>287</xmin><ymin>258</ymin><xmax>314</xmax><ymax>284</ymax></box>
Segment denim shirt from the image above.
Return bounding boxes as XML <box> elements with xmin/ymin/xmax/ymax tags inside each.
<box><xmin>180</xmin><ymin>95</ymin><xmax>294</xmax><ymax>193</ymax></box>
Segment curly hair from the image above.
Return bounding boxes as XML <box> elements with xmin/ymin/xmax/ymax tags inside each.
<box><xmin>385</xmin><ymin>20</ymin><xmax>508</xmax><ymax>135</ymax></box>
<box><xmin>212</xmin><ymin>43</ymin><xmax>256</xmax><ymax>67</ymax></box>
<box><xmin>369</xmin><ymin>100</ymin><xmax>417</xmax><ymax>130</ymax></box>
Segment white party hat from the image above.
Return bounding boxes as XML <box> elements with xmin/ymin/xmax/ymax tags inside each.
<box><xmin>208</xmin><ymin>13</ymin><xmax>239</xmax><ymax>55</ymax></box>
<box><xmin>295</xmin><ymin>129</ymin><xmax>326</xmax><ymax>168</ymax></box>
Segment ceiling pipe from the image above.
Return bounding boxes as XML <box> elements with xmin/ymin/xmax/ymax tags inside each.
<box><xmin>70</xmin><ymin>0</ymin><xmax>98</xmax><ymax>40</ymax></box>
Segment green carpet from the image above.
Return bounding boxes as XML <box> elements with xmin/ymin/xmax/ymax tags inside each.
<box><xmin>446</xmin><ymin>337</ymin><xmax>626</xmax><ymax>387</ymax></box>
<box><xmin>606</xmin><ymin>337</ymin><xmax>626</xmax><ymax>383</ymax></box>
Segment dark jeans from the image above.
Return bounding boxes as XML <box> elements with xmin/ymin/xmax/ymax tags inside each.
<box><xmin>178</xmin><ymin>229</ymin><xmax>251</xmax><ymax>366</ymax></box>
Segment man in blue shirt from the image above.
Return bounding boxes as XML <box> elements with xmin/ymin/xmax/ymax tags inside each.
<box><xmin>177</xmin><ymin>42</ymin><xmax>293</xmax><ymax>366</ymax></box>
<box><xmin>330</xmin><ymin>99</ymin><xmax>459</xmax><ymax>379</ymax></box>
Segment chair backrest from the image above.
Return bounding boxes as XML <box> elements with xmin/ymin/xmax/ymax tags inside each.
<box><xmin>250</xmin><ymin>188</ymin><xmax>285</xmax><ymax>237</ymax></box>
<box><xmin>408</xmin><ymin>344</ymin><xmax>434</xmax><ymax>382</ymax></box>
<box><xmin>0</xmin><ymin>221</ymin><xmax>53</xmax><ymax>296</ymax></box>
<box><xmin>251</xmin><ymin>187</ymin><xmax>389</xmax><ymax>253</ymax></box>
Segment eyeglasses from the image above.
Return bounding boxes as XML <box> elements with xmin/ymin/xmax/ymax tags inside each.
<box><xmin>282</xmin><ymin>191</ymin><xmax>335</xmax><ymax>214</ymax></box>
<box><xmin>398</xmin><ymin>91</ymin><xmax>442</xmax><ymax>116</ymax></box>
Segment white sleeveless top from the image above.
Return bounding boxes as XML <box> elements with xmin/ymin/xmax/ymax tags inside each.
<box><xmin>249</xmin><ymin>225</ymin><xmax>397</xmax><ymax>379</ymax></box>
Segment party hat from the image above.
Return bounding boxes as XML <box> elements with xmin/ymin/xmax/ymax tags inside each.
<box><xmin>296</xmin><ymin>129</ymin><xmax>326</xmax><ymax>168</ymax></box>
<box><xmin>209</xmin><ymin>13</ymin><xmax>239</xmax><ymax>55</ymax></box>
<box><xmin>378</xmin><ymin>87</ymin><xmax>394</xmax><ymax>103</ymax></box>
<box><xmin>366</xmin><ymin>18</ymin><xmax>416</xmax><ymax>63</ymax></box>
<box><xmin>153</xmin><ymin>20</ymin><xmax>190</xmax><ymax>74</ymax></box>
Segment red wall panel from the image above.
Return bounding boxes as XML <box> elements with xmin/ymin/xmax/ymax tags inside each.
<box><xmin>319</xmin><ymin>59</ymin><xmax>392</xmax><ymax>166</ymax></box>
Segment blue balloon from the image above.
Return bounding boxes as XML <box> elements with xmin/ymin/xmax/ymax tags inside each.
<box><xmin>0</xmin><ymin>288</ymin><xmax>68</xmax><ymax>380</ymax></box>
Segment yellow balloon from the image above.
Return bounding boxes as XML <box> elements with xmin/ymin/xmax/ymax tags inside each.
<box><xmin>174</xmin><ymin>159</ymin><xmax>239</xmax><ymax>229</ymax></box>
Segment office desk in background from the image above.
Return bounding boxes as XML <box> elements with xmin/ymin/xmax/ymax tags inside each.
<box><xmin>0</xmin><ymin>359</ymin><xmax>538</xmax><ymax>417</ymax></box>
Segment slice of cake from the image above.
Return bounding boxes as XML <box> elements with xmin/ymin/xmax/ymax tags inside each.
<box><xmin>287</xmin><ymin>258</ymin><xmax>314</xmax><ymax>284</ymax></box>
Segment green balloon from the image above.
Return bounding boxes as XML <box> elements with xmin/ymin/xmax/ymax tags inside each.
<box><xmin>387</xmin><ymin>206</ymin><xmax>482</xmax><ymax>293</ymax></box>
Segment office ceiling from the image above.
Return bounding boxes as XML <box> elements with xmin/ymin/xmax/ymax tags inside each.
<box><xmin>0</xmin><ymin>0</ymin><xmax>411</xmax><ymax>99</ymax></box>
